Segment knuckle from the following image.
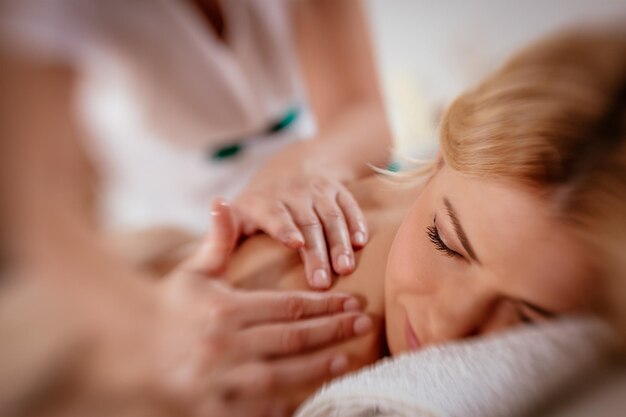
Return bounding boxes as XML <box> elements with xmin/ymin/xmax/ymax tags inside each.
<box><xmin>310</xmin><ymin>179</ymin><xmax>332</xmax><ymax>195</ymax></box>
<box><xmin>317</xmin><ymin>297</ymin><xmax>333</xmax><ymax>314</ymax></box>
<box><xmin>319</xmin><ymin>207</ymin><xmax>343</xmax><ymax>220</ymax></box>
<box><xmin>336</xmin><ymin>318</ymin><xmax>354</xmax><ymax>340</ymax></box>
<box><xmin>310</xmin><ymin>249</ymin><xmax>328</xmax><ymax>264</ymax></box>
<box><xmin>288</xmin><ymin>182</ymin><xmax>305</xmax><ymax>196</ymax></box>
<box><xmin>280</xmin><ymin>329</ymin><xmax>307</xmax><ymax>354</ymax></box>
<box><xmin>310</xmin><ymin>178</ymin><xmax>324</xmax><ymax>190</ymax></box>
<box><xmin>205</xmin><ymin>299</ymin><xmax>237</xmax><ymax>322</ymax></box>
<box><xmin>296</xmin><ymin>215</ymin><xmax>321</xmax><ymax>229</ymax></box>
<box><xmin>277</xmin><ymin>225</ymin><xmax>296</xmax><ymax>239</ymax></box>
<box><xmin>255</xmin><ymin>366</ymin><xmax>277</xmax><ymax>393</ymax></box>
<box><xmin>334</xmin><ymin>182</ymin><xmax>349</xmax><ymax>193</ymax></box>
<box><xmin>203</xmin><ymin>332</ymin><xmax>230</xmax><ymax>359</ymax></box>
<box><xmin>349</xmin><ymin>206</ymin><xmax>365</xmax><ymax>221</ymax></box>
<box><xmin>338</xmin><ymin>192</ymin><xmax>359</xmax><ymax>211</ymax></box>
<box><xmin>268</xmin><ymin>202</ymin><xmax>288</xmax><ymax>217</ymax></box>
<box><xmin>283</xmin><ymin>296</ymin><xmax>306</xmax><ymax>319</ymax></box>
<box><xmin>343</xmin><ymin>200</ymin><xmax>359</xmax><ymax>215</ymax></box>
<box><xmin>331</xmin><ymin>244</ymin><xmax>350</xmax><ymax>257</ymax></box>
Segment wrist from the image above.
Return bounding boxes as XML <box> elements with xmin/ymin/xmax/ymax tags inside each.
<box><xmin>287</xmin><ymin>140</ymin><xmax>357</xmax><ymax>183</ymax></box>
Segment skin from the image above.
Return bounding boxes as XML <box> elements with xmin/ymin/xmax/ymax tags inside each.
<box><xmin>0</xmin><ymin>199</ymin><xmax>372</xmax><ymax>417</ymax></box>
<box><xmin>226</xmin><ymin>177</ymin><xmax>418</xmax><ymax>409</ymax></box>
<box><xmin>385</xmin><ymin>164</ymin><xmax>597</xmax><ymax>354</ymax></box>
<box><xmin>232</xmin><ymin>0</ymin><xmax>393</xmax><ymax>287</ymax></box>
<box><xmin>0</xmin><ymin>53</ymin><xmax>376</xmax><ymax>417</ymax></box>
<box><xmin>8</xmin><ymin>0</ymin><xmax>392</xmax><ymax>290</ymax></box>
<box><xmin>224</xmin><ymin>163</ymin><xmax>598</xmax><ymax>409</ymax></box>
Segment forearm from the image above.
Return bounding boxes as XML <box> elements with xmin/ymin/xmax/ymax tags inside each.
<box><xmin>292</xmin><ymin>0</ymin><xmax>393</xmax><ymax>183</ymax></box>
<box><xmin>254</xmin><ymin>100</ymin><xmax>391</xmax><ymax>188</ymax></box>
<box><xmin>0</xmin><ymin>277</ymin><xmax>82</xmax><ymax>416</ymax></box>
<box><xmin>2</xmin><ymin>51</ymin><xmax>159</xmax><ymax>411</ymax></box>
<box><xmin>0</xmin><ymin>255</ymin><xmax>160</xmax><ymax>417</ymax></box>
<box><xmin>3</xmin><ymin>205</ymin><xmax>164</xmax><ymax>417</ymax></box>
<box><xmin>1</xmin><ymin>50</ymin><xmax>149</xmax><ymax>295</ymax></box>
<box><xmin>303</xmin><ymin>99</ymin><xmax>392</xmax><ymax>183</ymax></box>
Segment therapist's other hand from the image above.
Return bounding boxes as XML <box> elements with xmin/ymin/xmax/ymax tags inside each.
<box><xmin>234</xmin><ymin>174</ymin><xmax>368</xmax><ymax>290</ymax></box>
<box><xmin>155</xmin><ymin>200</ymin><xmax>372</xmax><ymax>416</ymax></box>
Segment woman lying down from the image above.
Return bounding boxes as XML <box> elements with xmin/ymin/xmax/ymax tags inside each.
<box><xmin>148</xmin><ymin>30</ymin><xmax>626</xmax><ymax>411</ymax></box>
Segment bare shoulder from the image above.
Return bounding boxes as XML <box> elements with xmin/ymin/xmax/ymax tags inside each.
<box><xmin>226</xmin><ymin>175</ymin><xmax>416</xmax><ymax>296</ymax></box>
<box><xmin>224</xmin><ymin>176</ymin><xmax>421</xmax><ymax>408</ymax></box>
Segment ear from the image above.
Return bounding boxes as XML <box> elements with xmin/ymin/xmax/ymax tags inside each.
<box><xmin>182</xmin><ymin>199</ymin><xmax>239</xmax><ymax>276</ymax></box>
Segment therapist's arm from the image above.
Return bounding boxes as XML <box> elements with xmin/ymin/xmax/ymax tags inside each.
<box><xmin>1</xmin><ymin>51</ymin><xmax>373</xmax><ymax>416</ymax></box>
<box><xmin>233</xmin><ymin>0</ymin><xmax>392</xmax><ymax>289</ymax></box>
<box><xmin>293</xmin><ymin>0</ymin><xmax>392</xmax><ymax>179</ymax></box>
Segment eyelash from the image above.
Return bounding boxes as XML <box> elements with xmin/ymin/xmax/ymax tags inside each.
<box><xmin>517</xmin><ymin>306</ymin><xmax>552</xmax><ymax>324</ymax></box>
<box><xmin>518</xmin><ymin>309</ymin><xmax>533</xmax><ymax>324</ymax></box>
<box><xmin>426</xmin><ymin>221</ymin><xmax>459</xmax><ymax>258</ymax></box>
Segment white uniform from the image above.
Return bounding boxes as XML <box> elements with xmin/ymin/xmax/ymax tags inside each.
<box><xmin>2</xmin><ymin>0</ymin><xmax>315</xmax><ymax>232</ymax></box>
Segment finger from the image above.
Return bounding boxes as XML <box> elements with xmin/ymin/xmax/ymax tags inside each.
<box><xmin>239</xmin><ymin>312</ymin><xmax>373</xmax><ymax>358</ymax></box>
<box><xmin>314</xmin><ymin>192</ymin><xmax>354</xmax><ymax>276</ymax></box>
<box><xmin>233</xmin><ymin>211</ymin><xmax>259</xmax><ymax>236</ymax></box>
<box><xmin>232</xmin><ymin>207</ymin><xmax>259</xmax><ymax>236</ymax></box>
<box><xmin>250</xmin><ymin>200</ymin><xmax>304</xmax><ymax>249</ymax></box>
<box><xmin>182</xmin><ymin>199</ymin><xmax>238</xmax><ymax>276</ymax></box>
<box><xmin>337</xmin><ymin>190</ymin><xmax>368</xmax><ymax>248</ymax></box>
<box><xmin>219</xmin><ymin>351</ymin><xmax>352</xmax><ymax>398</ymax></box>
<box><xmin>233</xmin><ymin>291</ymin><xmax>363</xmax><ymax>326</ymax></box>
<box><xmin>289</xmin><ymin>206</ymin><xmax>332</xmax><ymax>289</ymax></box>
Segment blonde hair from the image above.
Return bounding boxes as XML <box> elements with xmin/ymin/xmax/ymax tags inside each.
<box><xmin>441</xmin><ymin>31</ymin><xmax>626</xmax><ymax>188</ymax></box>
<box><xmin>578</xmin><ymin>146</ymin><xmax>626</xmax><ymax>339</ymax></box>
<box><xmin>438</xmin><ymin>30</ymin><xmax>626</xmax><ymax>327</ymax></box>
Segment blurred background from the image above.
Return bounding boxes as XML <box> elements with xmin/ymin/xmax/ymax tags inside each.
<box><xmin>365</xmin><ymin>0</ymin><xmax>626</xmax><ymax>158</ymax></box>
<box><xmin>2</xmin><ymin>1</ymin><xmax>626</xmax><ymax>416</ymax></box>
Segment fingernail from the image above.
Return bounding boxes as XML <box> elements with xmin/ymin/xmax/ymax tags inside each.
<box><xmin>312</xmin><ymin>269</ymin><xmax>330</xmax><ymax>288</ymax></box>
<box><xmin>354</xmin><ymin>231</ymin><xmax>367</xmax><ymax>246</ymax></box>
<box><xmin>353</xmin><ymin>315</ymin><xmax>373</xmax><ymax>335</ymax></box>
<box><xmin>285</xmin><ymin>231</ymin><xmax>304</xmax><ymax>247</ymax></box>
<box><xmin>329</xmin><ymin>355</ymin><xmax>349</xmax><ymax>376</ymax></box>
<box><xmin>343</xmin><ymin>298</ymin><xmax>361</xmax><ymax>312</ymax></box>
<box><xmin>337</xmin><ymin>254</ymin><xmax>352</xmax><ymax>272</ymax></box>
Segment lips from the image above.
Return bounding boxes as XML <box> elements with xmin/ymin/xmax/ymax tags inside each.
<box><xmin>404</xmin><ymin>313</ymin><xmax>422</xmax><ymax>351</ymax></box>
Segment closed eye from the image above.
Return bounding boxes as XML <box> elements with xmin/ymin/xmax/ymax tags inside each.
<box><xmin>426</xmin><ymin>218</ymin><xmax>460</xmax><ymax>258</ymax></box>
<box><xmin>517</xmin><ymin>302</ymin><xmax>556</xmax><ymax>324</ymax></box>
<box><xmin>517</xmin><ymin>308</ymin><xmax>534</xmax><ymax>324</ymax></box>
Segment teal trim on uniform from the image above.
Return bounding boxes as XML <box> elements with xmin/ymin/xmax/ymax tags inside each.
<box><xmin>210</xmin><ymin>105</ymin><xmax>300</xmax><ymax>161</ymax></box>
<box><xmin>387</xmin><ymin>161</ymin><xmax>401</xmax><ymax>172</ymax></box>
<box><xmin>269</xmin><ymin>106</ymin><xmax>299</xmax><ymax>133</ymax></box>
<box><xmin>212</xmin><ymin>143</ymin><xmax>242</xmax><ymax>160</ymax></box>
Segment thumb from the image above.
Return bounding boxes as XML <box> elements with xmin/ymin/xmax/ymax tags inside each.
<box><xmin>183</xmin><ymin>199</ymin><xmax>239</xmax><ymax>276</ymax></box>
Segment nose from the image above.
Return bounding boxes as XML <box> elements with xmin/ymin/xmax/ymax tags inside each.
<box><xmin>427</xmin><ymin>281</ymin><xmax>501</xmax><ymax>343</ymax></box>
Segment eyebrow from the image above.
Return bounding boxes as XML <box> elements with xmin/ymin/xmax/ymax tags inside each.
<box><xmin>443</xmin><ymin>198</ymin><xmax>480</xmax><ymax>263</ymax></box>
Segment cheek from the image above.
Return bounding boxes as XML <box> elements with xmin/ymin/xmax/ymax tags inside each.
<box><xmin>385</xmin><ymin>203</ymin><xmax>439</xmax><ymax>300</ymax></box>
<box><xmin>384</xmin><ymin>197</ymin><xmax>441</xmax><ymax>353</ymax></box>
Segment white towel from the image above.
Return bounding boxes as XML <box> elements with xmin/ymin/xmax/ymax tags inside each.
<box><xmin>295</xmin><ymin>317</ymin><xmax>616</xmax><ymax>417</ymax></box>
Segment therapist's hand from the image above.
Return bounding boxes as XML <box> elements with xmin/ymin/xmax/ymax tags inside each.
<box><xmin>233</xmin><ymin>161</ymin><xmax>368</xmax><ymax>290</ymax></box>
<box><xmin>154</xmin><ymin>200</ymin><xmax>372</xmax><ymax>416</ymax></box>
